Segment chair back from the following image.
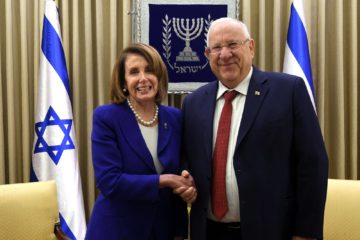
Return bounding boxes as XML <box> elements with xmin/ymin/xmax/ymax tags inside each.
<box><xmin>0</xmin><ymin>180</ymin><xmax>60</xmax><ymax>240</ymax></box>
<box><xmin>324</xmin><ymin>179</ymin><xmax>360</xmax><ymax>240</ymax></box>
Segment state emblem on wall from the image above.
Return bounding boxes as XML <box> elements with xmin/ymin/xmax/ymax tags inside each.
<box><xmin>132</xmin><ymin>0</ymin><xmax>239</xmax><ymax>92</ymax></box>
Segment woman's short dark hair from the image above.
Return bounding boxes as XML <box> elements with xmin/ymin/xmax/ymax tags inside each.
<box><xmin>110</xmin><ymin>43</ymin><xmax>168</xmax><ymax>104</ymax></box>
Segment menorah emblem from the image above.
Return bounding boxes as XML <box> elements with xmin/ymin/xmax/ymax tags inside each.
<box><xmin>173</xmin><ymin>17</ymin><xmax>204</xmax><ymax>62</ymax></box>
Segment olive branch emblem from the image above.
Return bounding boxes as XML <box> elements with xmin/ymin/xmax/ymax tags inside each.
<box><xmin>204</xmin><ymin>14</ymin><xmax>213</xmax><ymax>48</ymax></box>
<box><xmin>162</xmin><ymin>14</ymin><xmax>174</xmax><ymax>69</ymax></box>
<box><xmin>201</xmin><ymin>14</ymin><xmax>213</xmax><ymax>69</ymax></box>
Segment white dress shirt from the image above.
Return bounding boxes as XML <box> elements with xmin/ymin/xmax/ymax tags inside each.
<box><xmin>208</xmin><ymin>67</ymin><xmax>253</xmax><ymax>222</ymax></box>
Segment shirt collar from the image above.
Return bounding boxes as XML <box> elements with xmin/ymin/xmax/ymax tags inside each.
<box><xmin>216</xmin><ymin>66</ymin><xmax>253</xmax><ymax>100</ymax></box>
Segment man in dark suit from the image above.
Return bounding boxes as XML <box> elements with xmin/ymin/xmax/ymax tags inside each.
<box><xmin>181</xmin><ymin>17</ymin><xmax>328</xmax><ymax>240</ymax></box>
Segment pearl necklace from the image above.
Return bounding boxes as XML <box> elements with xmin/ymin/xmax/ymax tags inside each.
<box><xmin>127</xmin><ymin>98</ymin><xmax>159</xmax><ymax>126</ymax></box>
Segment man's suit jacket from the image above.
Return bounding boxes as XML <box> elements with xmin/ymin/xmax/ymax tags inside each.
<box><xmin>182</xmin><ymin>67</ymin><xmax>328</xmax><ymax>240</ymax></box>
<box><xmin>86</xmin><ymin>103</ymin><xmax>187</xmax><ymax>240</ymax></box>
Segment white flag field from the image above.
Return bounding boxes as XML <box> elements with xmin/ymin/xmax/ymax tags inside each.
<box><xmin>283</xmin><ymin>0</ymin><xmax>316</xmax><ymax>111</ymax></box>
<box><xmin>31</xmin><ymin>0</ymin><xmax>86</xmax><ymax>239</ymax></box>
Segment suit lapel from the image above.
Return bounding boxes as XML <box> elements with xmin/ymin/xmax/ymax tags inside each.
<box><xmin>157</xmin><ymin>106</ymin><xmax>173</xmax><ymax>170</ymax></box>
<box><xmin>119</xmin><ymin>104</ymin><xmax>156</xmax><ymax>171</ymax></box>
<box><xmin>236</xmin><ymin>69</ymin><xmax>269</xmax><ymax>148</ymax></box>
<box><xmin>201</xmin><ymin>82</ymin><xmax>218</xmax><ymax>164</ymax></box>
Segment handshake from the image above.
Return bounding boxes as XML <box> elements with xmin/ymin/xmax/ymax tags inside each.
<box><xmin>159</xmin><ymin>170</ymin><xmax>197</xmax><ymax>204</ymax></box>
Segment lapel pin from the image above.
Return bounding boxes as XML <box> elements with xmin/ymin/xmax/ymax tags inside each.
<box><xmin>255</xmin><ymin>90</ymin><xmax>261</xmax><ymax>96</ymax></box>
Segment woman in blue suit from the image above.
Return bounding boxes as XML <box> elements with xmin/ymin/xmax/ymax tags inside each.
<box><xmin>86</xmin><ymin>43</ymin><xmax>195</xmax><ymax>240</ymax></box>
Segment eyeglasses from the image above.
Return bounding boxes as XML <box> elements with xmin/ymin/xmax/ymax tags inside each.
<box><xmin>207</xmin><ymin>39</ymin><xmax>250</xmax><ymax>54</ymax></box>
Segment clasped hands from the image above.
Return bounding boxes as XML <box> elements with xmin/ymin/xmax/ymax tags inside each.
<box><xmin>159</xmin><ymin>170</ymin><xmax>197</xmax><ymax>204</ymax></box>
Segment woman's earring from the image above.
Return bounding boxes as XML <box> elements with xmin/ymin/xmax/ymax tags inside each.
<box><xmin>122</xmin><ymin>88</ymin><xmax>127</xmax><ymax>93</ymax></box>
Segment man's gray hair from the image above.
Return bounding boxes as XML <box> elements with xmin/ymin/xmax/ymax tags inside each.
<box><xmin>206</xmin><ymin>17</ymin><xmax>251</xmax><ymax>47</ymax></box>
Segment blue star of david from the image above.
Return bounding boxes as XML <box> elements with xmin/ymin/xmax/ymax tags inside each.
<box><xmin>34</xmin><ymin>106</ymin><xmax>75</xmax><ymax>165</ymax></box>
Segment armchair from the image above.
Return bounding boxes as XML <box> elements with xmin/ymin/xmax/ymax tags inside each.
<box><xmin>324</xmin><ymin>179</ymin><xmax>360</xmax><ymax>240</ymax></box>
<box><xmin>0</xmin><ymin>180</ymin><xmax>69</xmax><ymax>240</ymax></box>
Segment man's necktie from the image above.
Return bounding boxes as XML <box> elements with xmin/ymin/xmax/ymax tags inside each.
<box><xmin>212</xmin><ymin>90</ymin><xmax>238</xmax><ymax>220</ymax></box>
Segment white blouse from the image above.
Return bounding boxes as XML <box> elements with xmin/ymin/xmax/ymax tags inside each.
<box><xmin>139</xmin><ymin>123</ymin><xmax>163</xmax><ymax>174</ymax></box>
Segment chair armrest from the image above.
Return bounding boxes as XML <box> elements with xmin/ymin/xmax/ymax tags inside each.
<box><xmin>54</xmin><ymin>222</ymin><xmax>70</xmax><ymax>240</ymax></box>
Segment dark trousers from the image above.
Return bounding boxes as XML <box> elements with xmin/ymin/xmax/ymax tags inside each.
<box><xmin>206</xmin><ymin>219</ymin><xmax>242</xmax><ymax>240</ymax></box>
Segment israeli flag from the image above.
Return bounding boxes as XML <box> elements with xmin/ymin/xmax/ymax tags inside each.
<box><xmin>31</xmin><ymin>0</ymin><xmax>86</xmax><ymax>239</ymax></box>
<box><xmin>283</xmin><ymin>0</ymin><xmax>316</xmax><ymax>111</ymax></box>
